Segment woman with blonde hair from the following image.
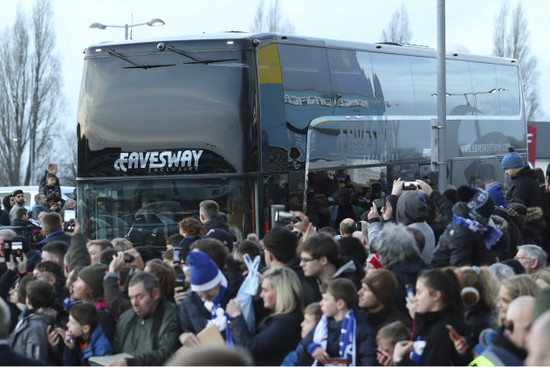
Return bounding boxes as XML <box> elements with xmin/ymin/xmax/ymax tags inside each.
<box><xmin>226</xmin><ymin>267</ymin><xmax>303</xmax><ymax>365</ymax></box>
<box><xmin>533</xmin><ymin>267</ymin><xmax>550</xmax><ymax>289</ymax></box>
<box><xmin>496</xmin><ymin>274</ymin><xmax>539</xmax><ymax>325</ymax></box>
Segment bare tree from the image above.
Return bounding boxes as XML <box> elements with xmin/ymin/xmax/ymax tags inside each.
<box><xmin>0</xmin><ymin>0</ymin><xmax>64</xmax><ymax>186</ymax></box>
<box><xmin>493</xmin><ymin>1</ymin><xmax>542</xmax><ymax>121</ymax></box>
<box><xmin>251</xmin><ymin>0</ymin><xmax>295</xmax><ymax>34</ymax></box>
<box><xmin>381</xmin><ymin>2</ymin><xmax>412</xmax><ymax>44</ymax></box>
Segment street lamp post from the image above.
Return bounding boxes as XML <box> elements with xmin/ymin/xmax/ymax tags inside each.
<box><xmin>89</xmin><ymin>18</ymin><xmax>165</xmax><ymax>40</ymax></box>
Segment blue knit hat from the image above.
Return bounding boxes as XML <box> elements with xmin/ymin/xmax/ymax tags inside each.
<box><xmin>487</xmin><ymin>185</ymin><xmax>507</xmax><ymax>208</ymax></box>
<box><xmin>186</xmin><ymin>251</ymin><xmax>224</xmax><ymax>292</ymax></box>
<box><xmin>501</xmin><ymin>147</ymin><xmax>525</xmax><ymax>169</ymax></box>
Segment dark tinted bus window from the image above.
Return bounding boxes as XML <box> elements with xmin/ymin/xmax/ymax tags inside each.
<box><xmin>370</xmin><ymin>53</ymin><xmax>416</xmax><ymax>115</ymax></box>
<box><xmin>410</xmin><ymin>56</ymin><xmax>437</xmax><ymax>115</ymax></box>
<box><xmin>327</xmin><ymin>49</ymin><xmax>374</xmax><ymax>115</ymax></box>
<box><xmin>469</xmin><ymin>62</ymin><xmax>500</xmax><ymax>115</ymax></box>
<box><xmin>447</xmin><ymin>60</ymin><xmax>474</xmax><ymax>115</ymax></box>
<box><xmin>278</xmin><ymin>45</ymin><xmax>332</xmax><ymax>94</ymax></box>
<box><xmin>496</xmin><ymin>64</ymin><xmax>521</xmax><ymax>116</ymax></box>
<box><xmin>278</xmin><ymin>45</ymin><xmax>333</xmax><ymax>166</ymax></box>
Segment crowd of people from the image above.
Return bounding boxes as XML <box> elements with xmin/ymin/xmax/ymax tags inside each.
<box><xmin>1</xmin><ymin>150</ymin><xmax>550</xmax><ymax>366</ymax></box>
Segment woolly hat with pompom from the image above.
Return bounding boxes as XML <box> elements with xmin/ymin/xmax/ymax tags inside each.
<box><xmin>457</xmin><ymin>185</ymin><xmax>494</xmax><ymax>220</ymax></box>
<box><xmin>501</xmin><ymin>146</ymin><xmax>525</xmax><ymax>169</ymax></box>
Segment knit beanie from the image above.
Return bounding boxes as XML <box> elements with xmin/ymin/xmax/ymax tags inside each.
<box><xmin>78</xmin><ymin>264</ymin><xmax>108</xmax><ymax>297</ymax></box>
<box><xmin>457</xmin><ymin>185</ymin><xmax>494</xmax><ymax>220</ymax></box>
<box><xmin>501</xmin><ymin>147</ymin><xmax>525</xmax><ymax>169</ymax></box>
<box><xmin>486</xmin><ymin>185</ymin><xmax>507</xmax><ymax>208</ymax></box>
<box><xmin>366</xmin><ymin>253</ymin><xmax>383</xmax><ymax>270</ymax></box>
<box><xmin>187</xmin><ymin>251</ymin><xmax>224</xmax><ymax>292</ymax></box>
<box><xmin>363</xmin><ymin>268</ymin><xmax>398</xmax><ymax>306</ymax></box>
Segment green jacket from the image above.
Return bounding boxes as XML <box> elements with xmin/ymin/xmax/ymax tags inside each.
<box><xmin>69</xmin><ymin>233</ymin><xmax>91</xmax><ymax>271</ymax></box>
<box><xmin>114</xmin><ymin>298</ymin><xmax>181</xmax><ymax>366</ymax></box>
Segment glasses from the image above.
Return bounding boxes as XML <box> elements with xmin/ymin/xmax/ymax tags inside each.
<box><xmin>300</xmin><ymin>257</ymin><xmax>318</xmax><ymax>263</ymax></box>
<box><xmin>514</xmin><ymin>256</ymin><xmax>532</xmax><ymax>261</ymax></box>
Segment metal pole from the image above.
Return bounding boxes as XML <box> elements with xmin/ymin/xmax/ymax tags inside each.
<box><xmin>436</xmin><ymin>0</ymin><xmax>447</xmax><ymax>190</ymax></box>
<box><xmin>124</xmin><ymin>24</ymin><xmax>128</xmax><ymax>40</ymax></box>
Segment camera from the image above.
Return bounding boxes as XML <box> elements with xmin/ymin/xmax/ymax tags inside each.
<box><xmin>274</xmin><ymin>211</ymin><xmax>299</xmax><ymax>225</ymax></box>
<box><xmin>403</xmin><ymin>181</ymin><xmax>419</xmax><ymax>190</ymax></box>
<box><xmin>124</xmin><ymin>253</ymin><xmax>135</xmax><ymax>263</ymax></box>
<box><xmin>374</xmin><ymin>197</ymin><xmax>385</xmax><ymax>215</ymax></box>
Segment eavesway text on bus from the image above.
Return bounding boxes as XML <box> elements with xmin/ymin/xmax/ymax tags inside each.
<box><xmin>114</xmin><ymin>150</ymin><xmax>203</xmax><ymax>172</ymax></box>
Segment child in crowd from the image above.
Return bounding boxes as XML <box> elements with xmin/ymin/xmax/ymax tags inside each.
<box><xmin>375</xmin><ymin>321</ymin><xmax>411</xmax><ymax>366</ymax></box>
<box><xmin>62</xmin><ymin>303</ymin><xmax>113</xmax><ymax>366</ymax></box>
<box><xmin>9</xmin><ymin>279</ymin><xmax>58</xmax><ymax>363</ymax></box>
<box><xmin>12</xmin><ymin>208</ymin><xmax>33</xmax><ymax>226</ymax></box>
<box><xmin>40</xmin><ymin>173</ymin><xmax>61</xmax><ymax>201</ymax></box>
<box><xmin>281</xmin><ymin>302</ymin><xmax>322</xmax><ymax>366</ymax></box>
<box><xmin>297</xmin><ymin>278</ymin><xmax>377</xmax><ymax>366</ymax></box>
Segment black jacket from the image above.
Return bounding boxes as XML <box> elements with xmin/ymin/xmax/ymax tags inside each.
<box><xmin>229</xmin><ymin>310</ymin><xmax>303</xmax><ymax>366</ymax></box>
<box><xmin>431</xmin><ymin>203</ymin><xmax>507</xmax><ymax>268</ymax></box>
<box><xmin>411</xmin><ymin>309</ymin><xmax>469</xmax><ymax>366</ymax></box>
<box><xmin>388</xmin><ymin>257</ymin><xmax>431</xmax><ymax>316</ymax></box>
<box><xmin>365</xmin><ymin>304</ymin><xmax>412</xmax><ymax>333</ymax></box>
<box><xmin>508</xmin><ymin>166</ymin><xmax>546</xmax><ymax>208</ymax></box>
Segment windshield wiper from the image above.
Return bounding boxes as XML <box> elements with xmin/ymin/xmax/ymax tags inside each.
<box><xmin>108</xmin><ymin>49</ymin><xmax>175</xmax><ymax>69</ymax></box>
<box><xmin>166</xmin><ymin>45</ymin><xmax>237</xmax><ymax>65</ymax></box>
<box><xmin>184</xmin><ymin>58</ymin><xmax>238</xmax><ymax>65</ymax></box>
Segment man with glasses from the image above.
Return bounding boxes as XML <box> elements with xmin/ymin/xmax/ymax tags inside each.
<box><xmin>515</xmin><ymin>244</ymin><xmax>547</xmax><ymax>275</ymax></box>
<box><xmin>297</xmin><ymin>233</ymin><xmax>363</xmax><ymax>290</ymax></box>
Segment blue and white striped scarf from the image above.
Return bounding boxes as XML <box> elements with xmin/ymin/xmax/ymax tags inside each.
<box><xmin>309</xmin><ymin>310</ymin><xmax>356</xmax><ymax>366</ymax></box>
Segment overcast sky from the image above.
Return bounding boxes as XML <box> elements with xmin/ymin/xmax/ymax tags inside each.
<box><xmin>1</xmin><ymin>0</ymin><xmax>549</xmax><ymax>134</ymax></box>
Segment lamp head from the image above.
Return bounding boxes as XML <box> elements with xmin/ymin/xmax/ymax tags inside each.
<box><xmin>147</xmin><ymin>18</ymin><xmax>165</xmax><ymax>27</ymax></box>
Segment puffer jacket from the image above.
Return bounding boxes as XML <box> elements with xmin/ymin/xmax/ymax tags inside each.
<box><xmin>523</xmin><ymin>206</ymin><xmax>545</xmax><ymax>245</ymax></box>
<box><xmin>432</xmin><ymin>203</ymin><xmax>507</xmax><ymax>268</ymax></box>
<box><xmin>8</xmin><ymin>307</ymin><xmax>57</xmax><ymax>364</ymax></box>
<box><xmin>63</xmin><ymin>324</ymin><xmax>113</xmax><ymax>366</ymax></box>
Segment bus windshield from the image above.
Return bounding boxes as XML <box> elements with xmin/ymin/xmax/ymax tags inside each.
<box><xmin>78</xmin><ymin>45</ymin><xmax>259</xmax><ymax>242</ymax></box>
<box><xmin>78</xmin><ymin>48</ymin><xmax>252</xmax><ymax>176</ymax></box>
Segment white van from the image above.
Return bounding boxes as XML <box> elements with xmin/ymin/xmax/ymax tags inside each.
<box><xmin>0</xmin><ymin>186</ymin><xmax>74</xmax><ymax>210</ymax></box>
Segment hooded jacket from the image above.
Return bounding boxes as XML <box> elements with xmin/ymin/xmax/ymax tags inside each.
<box><xmin>396</xmin><ymin>192</ymin><xmax>436</xmax><ymax>263</ymax></box>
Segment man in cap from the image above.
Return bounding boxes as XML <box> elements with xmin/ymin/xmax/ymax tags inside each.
<box><xmin>357</xmin><ymin>269</ymin><xmax>411</xmax><ymax>332</ymax></box>
<box><xmin>113</xmin><ymin>271</ymin><xmax>181</xmax><ymax>366</ymax></box>
<box><xmin>501</xmin><ymin>146</ymin><xmax>545</xmax><ymax>208</ymax></box>
<box><xmin>179</xmin><ymin>251</ymin><xmax>234</xmax><ymax>347</ymax></box>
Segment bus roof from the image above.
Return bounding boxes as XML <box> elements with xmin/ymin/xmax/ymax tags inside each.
<box><xmin>85</xmin><ymin>32</ymin><xmax>518</xmax><ymax>66</ymax></box>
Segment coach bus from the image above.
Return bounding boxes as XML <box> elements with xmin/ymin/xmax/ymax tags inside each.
<box><xmin>76</xmin><ymin>32</ymin><xmax>526</xmax><ymax>242</ymax></box>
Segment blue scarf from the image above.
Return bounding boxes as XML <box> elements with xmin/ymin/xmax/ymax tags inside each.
<box><xmin>308</xmin><ymin>310</ymin><xmax>356</xmax><ymax>365</ymax></box>
<box><xmin>452</xmin><ymin>214</ymin><xmax>503</xmax><ymax>249</ymax></box>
